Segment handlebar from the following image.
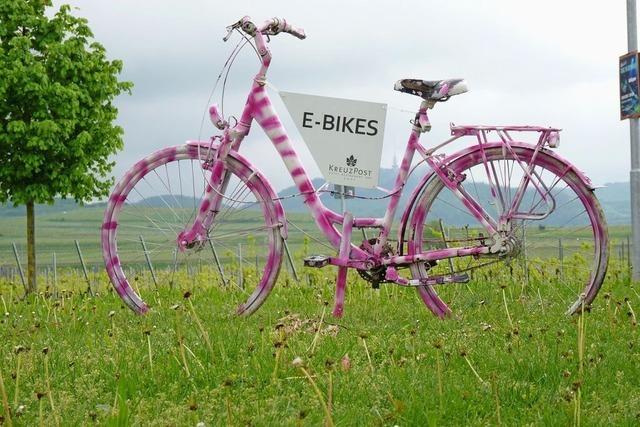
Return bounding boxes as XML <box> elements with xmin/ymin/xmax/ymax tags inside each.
<box><xmin>260</xmin><ymin>17</ymin><xmax>306</xmax><ymax>39</ymax></box>
<box><xmin>225</xmin><ymin>16</ymin><xmax>306</xmax><ymax>41</ymax></box>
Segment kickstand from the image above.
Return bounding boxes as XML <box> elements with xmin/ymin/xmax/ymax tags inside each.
<box><xmin>333</xmin><ymin>186</ymin><xmax>353</xmax><ymax>317</ymax></box>
<box><xmin>333</xmin><ymin>209</ymin><xmax>353</xmax><ymax>318</ymax></box>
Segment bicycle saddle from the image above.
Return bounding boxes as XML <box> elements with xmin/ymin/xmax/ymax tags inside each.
<box><xmin>394</xmin><ymin>78</ymin><xmax>468</xmax><ymax>101</ymax></box>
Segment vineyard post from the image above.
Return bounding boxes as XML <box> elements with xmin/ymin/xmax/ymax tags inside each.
<box><xmin>74</xmin><ymin>240</ymin><xmax>95</xmax><ymax>296</ymax></box>
<box><xmin>208</xmin><ymin>241</ymin><xmax>227</xmax><ymax>286</ymax></box>
<box><xmin>169</xmin><ymin>248</ymin><xmax>178</xmax><ymax>289</ymax></box>
<box><xmin>628</xmin><ymin>235</ymin><xmax>632</xmax><ymax>280</ymax></box>
<box><xmin>559</xmin><ymin>238</ymin><xmax>564</xmax><ymax>279</ymax></box>
<box><xmin>139</xmin><ymin>235</ymin><xmax>158</xmax><ymax>289</ymax></box>
<box><xmin>52</xmin><ymin>252</ymin><xmax>57</xmax><ymax>298</ymax></box>
<box><xmin>238</xmin><ymin>243</ymin><xmax>244</xmax><ymax>289</ymax></box>
<box><xmin>438</xmin><ymin>219</ymin><xmax>455</xmax><ymax>274</ymax></box>
<box><xmin>464</xmin><ymin>225</ymin><xmax>474</xmax><ymax>280</ymax></box>
<box><xmin>283</xmin><ymin>239</ymin><xmax>300</xmax><ymax>281</ymax></box>
<box><xmin>11</xmin><ymin>242</ymin><xmax>26</xmax><ymax>292</ymax></box>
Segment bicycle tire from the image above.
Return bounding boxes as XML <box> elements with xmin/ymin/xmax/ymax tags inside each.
<box><xmin>408</xmin><ymin>145</ymin><xmax>609</xmax><ymax>317</ymax></box>
<box><xmin>102</xmin><ymin>144</ymin><xmax>284</xmax><ymax>315</ymax></box>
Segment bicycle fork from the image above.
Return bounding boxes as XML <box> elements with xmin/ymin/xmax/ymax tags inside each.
<box><xmin>176</xmin><ymin>134</ymin><xmax>235</xmax><ymax>252</ymax></box>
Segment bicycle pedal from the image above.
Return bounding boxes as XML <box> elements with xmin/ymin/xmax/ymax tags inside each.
<box><xmin>304</xmin><ymin>255</ymin><xmax>330</xmax><ymax>268</ymax></box>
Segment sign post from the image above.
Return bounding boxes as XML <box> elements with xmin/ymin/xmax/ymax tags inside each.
<box><xmin>625</xmin><ymin>0</ymin><xmax>640</xmax><ymax>281</ymax></box>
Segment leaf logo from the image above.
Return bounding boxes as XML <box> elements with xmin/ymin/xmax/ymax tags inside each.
<box><xmin>346</xmin><ymin>155</ymin><xmax>357</xmax><ymax>167</ymax></box>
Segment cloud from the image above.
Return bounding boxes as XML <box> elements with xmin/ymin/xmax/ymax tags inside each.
<box><xmin>53</xmin><ymin>0</ymin><xmax>630</xmax><ymax>190</ymax></box>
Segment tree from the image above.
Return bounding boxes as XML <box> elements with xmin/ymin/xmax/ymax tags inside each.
<box><xmin>0</xmin><ymin>1</ymin><xmax>132</xmax><ymax>293</ymax></box>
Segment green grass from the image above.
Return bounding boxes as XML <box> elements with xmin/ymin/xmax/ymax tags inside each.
<box><xmin>0</xmin><ymin>206</ymin><xmax>636</xmax><ymax>425</ymax></box>
<box><xmin>0</xmin><ymin>255</ymin><xmax>639</xmax><ymax>426</ymax></box>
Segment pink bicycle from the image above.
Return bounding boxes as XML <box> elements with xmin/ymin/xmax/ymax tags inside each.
<box><xmin>102</xmin><ymin>17</ymin><xmax>608</xmax><ymax>318</ymax></box>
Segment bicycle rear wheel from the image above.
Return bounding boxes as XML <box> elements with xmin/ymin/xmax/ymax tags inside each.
<box><xmin>102</xmin><ymin>144</ymin><xmax>284</xmax><ymax>315</ymax></box>
<box><xmin>408</xmin><ymin>145</ymin><xmax>608</xmax><ymax>317</ymax></box>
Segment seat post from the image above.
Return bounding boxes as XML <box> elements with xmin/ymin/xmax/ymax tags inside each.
<box><xmin>414</xmin><ymin>100</ymin><xmax>432</xmax><ymax>133</ymax></box>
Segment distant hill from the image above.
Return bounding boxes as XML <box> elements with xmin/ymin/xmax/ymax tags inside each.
<box><xmin>277</xmin><ymin>169</ymin><xmax>633</xmax><ymax>226</ymax></box>
<box><xmin>595</xmin><ymin>182</ymin><xmax>631</xmax><ymax>224</ymax></box>
<box><xmin>0</xmin><ymin>175</ymin><xmax>633</xmax><ymax>225</ymax></box>
<box><xmin>0</xmin><ymin>198</ymin><xmax>106</xmax><ymax>218</ymax></box>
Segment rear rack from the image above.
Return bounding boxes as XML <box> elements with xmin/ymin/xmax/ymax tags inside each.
<box><xmin>450</xmin><ymin>124</ymin><xmax>561</xmax><ymax>137</ymax></box>
<box><xmin>449</xmin><ymin>124</ymin><xmax>561</xmax><ymax>149</ymax></box>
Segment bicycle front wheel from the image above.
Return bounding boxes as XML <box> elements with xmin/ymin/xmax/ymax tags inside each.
<box><xmin>408</xmin><ymin>145</ymin><xmax>608</xmax><ymax>317</ymax></box>
<box><xmin>102</xmin><ymin>144</ymin><xmax>284</xmax><ymax>315</ymax></box>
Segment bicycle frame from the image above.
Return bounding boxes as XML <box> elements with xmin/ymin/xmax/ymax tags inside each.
<box><xmin>180</xmin><ymin>27</ymin><xmax>574</xmax><ymax>273</ymax></box>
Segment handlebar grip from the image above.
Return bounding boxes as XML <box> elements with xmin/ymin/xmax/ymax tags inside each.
<box><xmin>282</xmin><ymin>20</ymin><xmax>306</xmax><ymax>40</ymax></box>
<box><xmin>258</xmin><ymin>17</ymin><xmax>306</xmax><ymax>40</ymax></box>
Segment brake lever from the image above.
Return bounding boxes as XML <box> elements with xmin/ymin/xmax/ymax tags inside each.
<box><xmin>223</xmin><ymin>27</ymin><xmax>234</xmax><ymax>42</ymax></box>
<box><xmin>223</xmin><ymin>21</ymin><xmax>241</xmax><ymax>42</ymax></box>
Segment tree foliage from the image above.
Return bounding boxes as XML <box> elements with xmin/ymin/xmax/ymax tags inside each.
<box><xmin>0</xmin><ymin>0</ymin><xmax>132</xmax><ymax>206</ymax></box>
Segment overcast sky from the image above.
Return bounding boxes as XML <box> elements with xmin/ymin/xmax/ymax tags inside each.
<box><xmin>53</xmin><ymin>0</ymin><xmax>629</xmax><ymax>191</ymax></box>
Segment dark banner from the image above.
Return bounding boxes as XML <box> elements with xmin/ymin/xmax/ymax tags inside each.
<box><xmin>620</xmin><ymin>51</ymin><xmax>640</xmax><ymax>120</ymax></box>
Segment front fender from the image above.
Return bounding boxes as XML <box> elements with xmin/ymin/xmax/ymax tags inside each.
<box><xmin>397</xmin><ymin>142</ymin><xmax>594</xmax><ymax>255</ymax></box>
<box><xmin>186</xmin><ymin>140</ymin><xmax>288</xmax><ymax>239</ymax></box>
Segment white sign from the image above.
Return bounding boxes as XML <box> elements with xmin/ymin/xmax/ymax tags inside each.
<box><xmin>280</xmin><ymin>91</ymin><xmax>387</xmax><ymax>189</ymax></box>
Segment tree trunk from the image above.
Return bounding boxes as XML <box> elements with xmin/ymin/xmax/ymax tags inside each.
<box><xmin>26</xmin><ymin>200</ymin><xmax>37</xmax><ymax>293</ymax></box>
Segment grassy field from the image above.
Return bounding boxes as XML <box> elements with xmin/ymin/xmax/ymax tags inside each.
<box><xmin>0</xmin><ymin>208</ymin><xmax>296</xmax><ymax>274</ymax></box>
<box><xmin>0</xmin><ymin>207</ymin><xmax>335</xmax><ymax>269</ymax></box>
<box><xmin>0</xmin><ymin>205</ymin><xmax>632</xmax><ymax>269</ymax></box>
<box><xmin>0</xmin><ymin>253</ymin><xmax>638</xmax><ymax>426</ymax></box>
